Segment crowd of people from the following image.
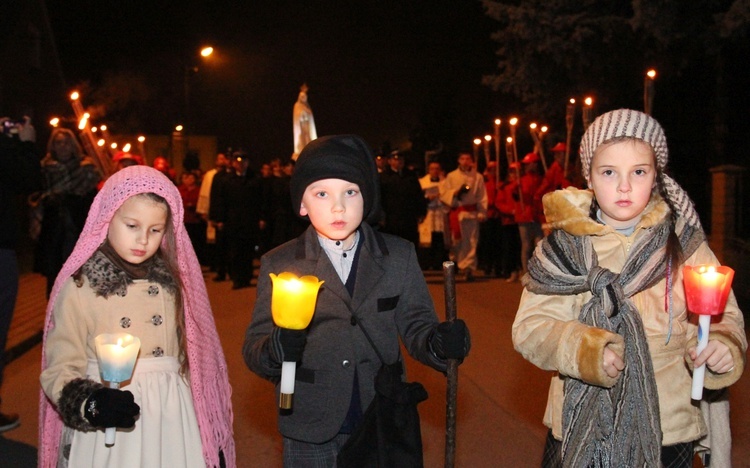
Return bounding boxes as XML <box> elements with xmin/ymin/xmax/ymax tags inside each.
<box><xmin>0</xmin><ymin>109</ymin><xmax>746</xmax><ymax>467</ymax></box>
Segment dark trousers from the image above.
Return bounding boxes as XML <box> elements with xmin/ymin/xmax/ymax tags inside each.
<box><xmin>213</xmin><ymin>228</ymin><xmax>229</xmax><ymax>277</ymax></box>
<box><xmin>0</xmin><ymin>249</ymin><xmax>19</xmax><ymax>387</ymax></box>
<box><xmin>478</xmin><ymin>217</ymin><xmax>501</xmax><ymax>275</ymax></box>
<box><xmin>185</xmin><ymin>221</ymin><xmax>207</xmax><ymax>265</ymax></box>
<box><xmin>499</xmin><ymin>223</ymin><xmax>521</xmax><ymax>276</ymax></box>
<box><xmin>228</xmin><ymin>236</ymin><xmax>255</xmax><ymax>285</ymax></box>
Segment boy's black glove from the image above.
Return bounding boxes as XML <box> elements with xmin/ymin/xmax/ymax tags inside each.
<box><xmin>270</xmin><ymin>326</ymin><xmax>307</xmax><ymax>363</ymax></box>
<box><xmin>84</xmin><ymin>388</ymin><xmax>140</xmax><ymax>428</ymax></box>
<box><xmin>430</xmin><ymin>319</ymin><xmax>471</xmax><ymax>360</ymax></box>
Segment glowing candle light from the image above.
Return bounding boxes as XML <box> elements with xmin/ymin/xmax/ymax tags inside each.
<box><xmin>94</xmin><ymin>333</ymin><xmax>141</xmax><ymax>445</ymax></box>
<box><xmin>682</xmin><ymin>264</ymin><xmax>735</xmax><ymax>400</ymax></box>
<box><xmin>270</xmin><ymin>272</ymin><xmax>324</xmax><ymax>409</ymax></box>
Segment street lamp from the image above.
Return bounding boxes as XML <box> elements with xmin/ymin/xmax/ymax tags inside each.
<box><xmin>183</xmin><ymin>45</ymin><xmax>215</xmax><ymax>135</ymax></box>
<box><xmin>473</xmin><ymin>138</ymin><xmax>482</xmax><ymax>161</ymax></box>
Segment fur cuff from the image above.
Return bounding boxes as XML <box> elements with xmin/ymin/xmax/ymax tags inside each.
<box><xmin>58</xmin><ymin>378</ymin><xmax>104</xmax><ymax>431</ymax></box>
<box><xmin>576</xmin><ymin>327</ymin><xmax>624</xmax><ymax>388</ymax></box>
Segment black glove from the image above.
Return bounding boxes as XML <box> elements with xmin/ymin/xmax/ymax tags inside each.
<box><xmin>269</xmin><ymin>327</ymin><xmax>307</xmax><ymax>363</ymax></box>
<box><xmin>430</xmin><ymin>319</ymin><xmax>471</xmax><ymax>360</ymax></box>
<box><xmin>84</xmin><ymin>388</ymin><xmax>140</xmax><ymax>428</ymax></box>
<box><xmin>456</xmin><ymin>184</ymin><xmax>470</xmax><ymax>198</ymax></box>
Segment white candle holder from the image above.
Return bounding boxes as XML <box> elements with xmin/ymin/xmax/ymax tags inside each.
<box><xmin>94</xmin><ymin>333</ymin><xmax>141</xmax><ymax>446</ymax></box>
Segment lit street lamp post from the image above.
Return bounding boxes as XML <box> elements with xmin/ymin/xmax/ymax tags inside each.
<box><xmin>183</xmin><ymin>46</ymin><xmax>214</xmax><ymax>137</ymax></box>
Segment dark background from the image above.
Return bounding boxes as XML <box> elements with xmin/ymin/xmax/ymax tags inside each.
<box><xmin>40</xmin><ymin>1</ymin><xmax>502</xmax><ymax>165</ymax></box>
<box><xmin>2</xmin><ymin>1</ymin><xmax>749</xmax><ymax>219</ymax></box>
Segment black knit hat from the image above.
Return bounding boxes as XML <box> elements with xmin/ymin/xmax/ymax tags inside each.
<box><xmin>290</xmin><ymin>134</ymin><xmax>381</xmax><ymax>223</ymax></box>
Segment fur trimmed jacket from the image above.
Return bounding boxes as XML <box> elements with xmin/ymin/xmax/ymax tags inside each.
<box><xmin>40</xmin><ymin>252</ymin><xmax>182</xmax><ymax>417</ymax></box>
<box><xmin>512</xmin><ymin>188</ymin><xmax>747</xmax><ymax>446</ymax></box>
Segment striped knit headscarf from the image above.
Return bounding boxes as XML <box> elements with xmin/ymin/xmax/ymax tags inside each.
<box><xmin>580</xmin><ymin>108</ymin><xmax>702</xmax><ymax>230</ymax></box>
<box><xmin>39</xmin><ymin>166</ymin><xmax>236</xmax><ymax>468</ymax></box>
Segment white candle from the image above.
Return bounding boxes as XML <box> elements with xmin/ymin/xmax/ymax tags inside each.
<box><xmin>94</xmin><ymin>333</ymin><xmax>141</xmax><ymax>446</ymax></box>
<box><xmin>691</xmin><ymin>314</ymin><xmax>711</xmax><ymax>400</ymax></box>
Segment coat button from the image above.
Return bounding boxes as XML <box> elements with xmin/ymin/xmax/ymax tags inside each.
<box><xmin>342</xmin><ymin>360</ymin><xmax>351</xmax><ymax>368</ymax></box>
<box><xmin>148</xmin><ymin>285</ymin><xmax>159</xmax><ymax>296</ymax></box>
<box><xmin>151</xmin><ymin>314</ymin><xmax>163</xmax><ymax>326</ymax></box>
<box><xmin>152</xmin><ymin>347</ymin><xmax>164</xmax><ymax>357</ymax></box>
<box><xmin>120</xmin><ymin>317</ymin><xmax>131</xmax><ymax>328</ymax></box>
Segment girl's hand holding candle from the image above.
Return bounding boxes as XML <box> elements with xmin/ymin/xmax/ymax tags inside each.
<box><xmin>94</xmin><ymin>333</ymin><xmax>141</xmax><ymax>445</ymax></box>
<box><xmin>682</xmin><ymin>265</ymin><xmax>735</xmax><ymax>400</ymax></box>
<box><xmin>270</xmin><ymin>272</ymin><xmax>324</xmax><ymax>409</ymax></box>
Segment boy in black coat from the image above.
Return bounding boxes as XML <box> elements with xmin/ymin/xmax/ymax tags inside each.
<box><xmin>243</xmin><ymin>135</ymin><xmax>470</xmax><ymax>466</ymax></box>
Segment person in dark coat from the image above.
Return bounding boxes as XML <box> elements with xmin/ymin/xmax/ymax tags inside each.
<box><xmin>212</xmin><ymin>151</ymin><xmax>264</xmax><ymax>289</ymax></box>
<box><xmin>243</xmin><ymin>134</ymin><xmax>470</xmax><ymax>466</ymax></box>
<box><xmin>35</xmin><ymin>128</ymin><xmax>102</xmax><ymax>296</ymax></box>
<box><xmin>0</xmin><ymin>116</ymin><xmax>42</xmax><ymax>432</ymax></box>
<box><xmin>207</xmin><ymin>157</ymin><xmax>233</xmax><ymax>282</ymax></box>
<box><xmin>268</xmin><ymin>158</ymin><xmax>308</xmax><ymax>249</ymax></box>
<box><xmin>379</xmin><ymin>150</ymin><xmax>426</xmax><ymax>249</ymax></box>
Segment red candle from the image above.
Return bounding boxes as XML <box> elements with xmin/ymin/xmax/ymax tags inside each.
<box><xmin>683</xmin><ymin>265</ymin><xmax>735</xmax><ymax>315</ymax></box>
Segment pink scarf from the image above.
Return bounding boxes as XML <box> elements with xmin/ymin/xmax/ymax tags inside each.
<box><xmin>38</xmin><ymin>165</ymin><xmax>235</xmax><ymax>467</ymax></box>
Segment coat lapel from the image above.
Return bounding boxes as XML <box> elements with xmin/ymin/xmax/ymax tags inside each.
<box><xmin>350</xmin><ymin>226</ymin><xmax>386</xmax><ymax>313</ymax></box>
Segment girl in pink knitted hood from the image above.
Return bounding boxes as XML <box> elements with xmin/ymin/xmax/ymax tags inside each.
<box><xmin>39</xmin><ymin>165</ymin><xmax>235</xmax><ymax>467</ymax></box>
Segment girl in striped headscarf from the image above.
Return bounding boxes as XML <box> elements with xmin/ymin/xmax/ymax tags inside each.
<box><xmin>513</xmin><ymin>109</ymin><xmax>746</xmax><ymax>467</ymax></box>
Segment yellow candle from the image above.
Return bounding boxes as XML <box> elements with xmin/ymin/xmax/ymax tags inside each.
<box><xmin>270</xmin><ymin>272</ymin><xmax>324</xmax><ymax>329</ymax></box>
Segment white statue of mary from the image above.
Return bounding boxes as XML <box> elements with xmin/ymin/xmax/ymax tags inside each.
<box><xmin>292</xmin><ymin>84</ymin><xmax>318</xmax><ymax>159</ymax></box>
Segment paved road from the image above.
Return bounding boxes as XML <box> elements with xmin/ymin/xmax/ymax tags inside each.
<box><xmin>2</xmin><ymin>271</ymin><xmax>749</xmax><ymax>467</ymax></box>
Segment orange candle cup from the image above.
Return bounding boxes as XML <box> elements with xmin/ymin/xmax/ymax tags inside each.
<box><xmin>682</xmin><ymin>265</ymin><xmax>735</xmax><ymax>400</ymax></box>
<box><xmin>270</xmin><ymin>272</ymin><xmax>324</xmax><ymax>408</ymax></box>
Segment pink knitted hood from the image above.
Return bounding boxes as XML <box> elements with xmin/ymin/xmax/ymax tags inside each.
<box><xmin>38</xmin><ymin>165</ymin><xmax>235</xmax><ymax>467</ymax></box>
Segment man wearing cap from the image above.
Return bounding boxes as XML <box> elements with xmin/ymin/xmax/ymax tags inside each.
<box><xmin>440</xmin><ymin>151</ymin><xmax>488</xmax><ymax>281</ymax></box>
<box><xmin>478</xmin><ymin>161</ymin><xmax>502</xmax><ymax>277</ymax></box>
<box><xmin>535</xmin><ymin>142</ymin><xmax>574</xmax><ymax>201</ymax></box>
<box><xmin>379</xmin><ymin>150</ymin><xmax>425</xmax><ymax>249</ymax></box>
<box><xmin>418</xmin><ymin>160</ymin><xmax>450</xmax><ymax>270</ymax></box>
<box><xmin>197</xmin><ymin>152</ymin><xmax>230</xmax><ymax>269</ymax></box>
<box><xmin>517</xmin><ymin>152</ymin><xmax>544</xmax><ymax>275</ymax></box>
<box><xmin>211</xmin><ymin>150</ymin><xmax>265</xmax><ymax>289</ymax></box>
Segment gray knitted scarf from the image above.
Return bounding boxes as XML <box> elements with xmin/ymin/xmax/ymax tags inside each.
<box><xmin>525</xmin><ymin>216</ymin><xmax>704</xmax><ymax>467</ymax></box>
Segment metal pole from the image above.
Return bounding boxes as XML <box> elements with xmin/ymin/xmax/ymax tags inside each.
<box><xmin>443</xmin><ymin>260</ymin><xmax>458</xmax><ymax>468</ymax></box>
<box><xmin>565</xmin><ymin>99</ymin><xmax>575</xmax><ymax>179</ymax></box>
<box><xmin>494</xmin><ymin>120</ymin><xmax>501</xmax><ymax>186</ymax></box>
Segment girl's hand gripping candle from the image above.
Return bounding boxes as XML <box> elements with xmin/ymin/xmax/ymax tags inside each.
<box><xmin>682</xmin><ymin>265</ymin><xmax>735</xmax><ymax>400</ymax></box>
<box><xmin>94</xmin><ymin>333</ymin><xmax>141</xmax><ymax>445</ymax></box>
<box><xmin>270</xmin><ymin>272</ymin><xmax>324</xmax><ymax>409</ymax></box>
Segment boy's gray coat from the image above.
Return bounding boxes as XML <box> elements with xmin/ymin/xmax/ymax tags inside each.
<box><xmin>243</xmin><ymin>222</ymin><xmax>446</xmax><ymax>443</ymax></box>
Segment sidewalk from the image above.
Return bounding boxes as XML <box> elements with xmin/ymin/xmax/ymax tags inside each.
<box><xmin>3</xmin><ymin>271</ymin><xmax>750</xmax><ymax>467</ymax></box>
<box><xmin>3</xmin><ymin>273</ymin><xmax>46</xmax><ymax>367</ymax></box>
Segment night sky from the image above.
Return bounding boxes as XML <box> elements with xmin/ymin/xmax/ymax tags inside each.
<box><xmin>46</xmin><ymin>1</ymin><xmax>501</xmax><ymax>162</ymax></box>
